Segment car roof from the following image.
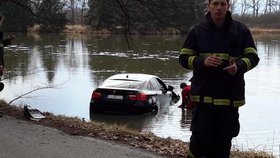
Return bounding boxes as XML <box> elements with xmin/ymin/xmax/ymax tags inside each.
<box><xmin>107</xmin><ymin>73</ymin><xmax>159</xmax><ymax>82</ymax></box>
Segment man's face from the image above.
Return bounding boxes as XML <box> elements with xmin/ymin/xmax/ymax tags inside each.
<box><xmin>208</xmin><ymin>0</ymin><xmax>229</xmax><ymax>21</ymax></box>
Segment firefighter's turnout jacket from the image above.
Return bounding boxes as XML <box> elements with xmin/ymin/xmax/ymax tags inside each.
<box><xmin>179</xmin><ymin>11</ymin><xmax>260</xmax><ymax>107</ymax></box>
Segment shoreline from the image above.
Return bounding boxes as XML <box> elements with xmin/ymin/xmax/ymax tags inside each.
<box><xmin>0</xmin><ymin>101</ymin><xmax>275</xmax><ymax>158</ymax></box>
<box><xmin>250</xmin><ymin>27</ymin><xmax>280</xmax><ymax>34</ymax></box>
<box><xmin>28</xmin><ymin>24</ymin><xmax>280</xmax><ymax>35</ymax></box>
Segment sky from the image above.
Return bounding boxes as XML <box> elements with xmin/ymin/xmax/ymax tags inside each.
<box><xmin>232</xmin><ymin>0</ymin><xmax>280</xmax><ymax>15</ymax></box>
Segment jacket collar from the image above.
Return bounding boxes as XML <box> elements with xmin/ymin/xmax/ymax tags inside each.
<box><xmin>205</xmin><ymin>11</ymin><xmax>233</xmax><ymax>29</ymax></box>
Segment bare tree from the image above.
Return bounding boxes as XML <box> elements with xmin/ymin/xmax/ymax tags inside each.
<box><xmin>61</xmin><ymin>0</ymin><xmax>76</xmax><ymax>22</ymax></box>
<box><xmin>80</xmin><ymin>0</ymin><xmax>88</xmax><ymax>24</ymax></box>
<box><xmin>240</xmin><ymin>0</ymin><xmax>262</xmax><ymax>16</ymax></box>
<box><xmin>241</xmin><ymin>0</ymin><xmax>249</xmax><ymax>15</ymax></box>
<box><xmin>251</xmin><ymin>0</ymin><xmax>262</xmax><ymax>17</ymax></box>
<box><xmin>265</xmin><ymin>0</ymin><xmax>272</xmax><ymax>13</ymax></box>
<box><xmin>271</xmin><ymin>0</ymin><xmax>280</xmax><ymax>12</ymax></box>
<box><xmin>230</xmin><ymin>0</ymin><xmax>238</xmax><ymax>14</ymax></box>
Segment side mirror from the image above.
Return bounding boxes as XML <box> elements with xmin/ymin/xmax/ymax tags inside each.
<box><xmin>167</xmin><ymin>85</ymin><xmax>174</xmax><ymax>91</ymax></box>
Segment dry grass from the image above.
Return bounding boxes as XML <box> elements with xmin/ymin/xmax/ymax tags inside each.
<box><xmin>63</xmin><ymin>24</ymin><xmax>112</xmax><ymax>34</ymax></box>
<box><xmin>250</xmin><ymin>27</ymin><xmax>280</xmax><ymax>34</ymax></box>
<box><xmin>27</xmin><ymin>24</ymin><xmax>280</xmax><ymax>36</ymax></box>
<box><xmin>28</xmin><ymin>24</ymin><xmax>112</xmax><ymax>34</ymax></box>
<box><xmin>62</xmin><ymin>25</ymin><xmax>182</xmax><ymax>35</ymax></box>
<box><xmin>0</xmin><ymin>100</ymin><xmax>275</xmax><ymax>158</ymax></box>
<box><xmin>27</xmin><ymin>24</ymin><xmax>41</xmax><ymax>33</ymax></box>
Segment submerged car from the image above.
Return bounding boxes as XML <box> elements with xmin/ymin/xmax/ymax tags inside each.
<box><xmin>90</xmin><ymin>73</ymin><xmax>179</xmax><ymax>114</ymax></box>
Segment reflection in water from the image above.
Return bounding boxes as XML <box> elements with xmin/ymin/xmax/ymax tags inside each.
<box><xmin>1</xmin><ymin>33</ymin><xmax>280</xmax><ymax>157</ymax></box>
<box><xmin>180</xmin><ymin>108</ymin><xmax>192</xmax><ymax>128</ymax></box>
<box><xmin>89</xmin><ymin>101</ymin><xmax>178</xmax><ymax>131</ymax></box>
<box><xmin>90</xmin><ymin>112</ymin><xmax>157</xmax><ymax>131</ymax></box>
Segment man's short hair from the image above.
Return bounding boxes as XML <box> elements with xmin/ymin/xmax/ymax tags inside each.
<box><xmin>209</xmin><ymin>0</ymin><xmax>230</xmax><ymax>3</ymax></box>
<box><xmin>180</xmin><ymin>82</ymin><xmax>187</xmax><ymax>89</ymax></box>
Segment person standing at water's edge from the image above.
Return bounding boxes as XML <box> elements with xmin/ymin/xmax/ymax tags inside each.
<box><xmin>178</xmin><ymin>82</ymin><xmax>194</xmax><ymax>110</ymax></box>
<box><xmin>179</xmin><ymin>0</ymin><xmax>260</xmax><ymax>157</ymax></box>
<box><xmin>0</xmin><ymin>14</ymin><xmax>15</xmax><ymax>78</ymax></box>
<box><xmin>0</xmin><ymin>14</ymin><xmax>15</xmax><ymax>117</ymax></box>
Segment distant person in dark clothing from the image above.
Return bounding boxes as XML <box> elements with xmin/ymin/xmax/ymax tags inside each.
<box><xmin>0</xmin><ymin>14</ymin><xmax>15</xmax><ymax>117</ymax></box>
<box><xmin>0</xmin><ymin>14</ymin><xmax>15</xmax><ymax>90</ymax></box>
<box><xmin>0</xmin><ymin>14</ymin><xmax>15</xmax><ymax>76</ymax></box>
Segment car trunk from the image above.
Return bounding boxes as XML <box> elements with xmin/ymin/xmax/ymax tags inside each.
<box><xmin>92</xmin><ymin>88</ymin><xmax>151</xmax><ymax>109</ymax></box>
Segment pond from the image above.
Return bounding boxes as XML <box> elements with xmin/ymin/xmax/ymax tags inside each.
<box><xmin>1</xmin><ymin>33</ymin><xmax>280</xmax><ymax>156</ymax></box>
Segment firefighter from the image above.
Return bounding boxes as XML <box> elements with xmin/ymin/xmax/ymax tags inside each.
<box><xmin>179</xmin><ymin>0</ymin><xmax>260</xmax><ymax>157</ymax></box>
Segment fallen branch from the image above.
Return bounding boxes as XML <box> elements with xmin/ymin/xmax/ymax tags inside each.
<box><xmin>8</xmin><ymin>85</ymin><xmax>54</xmax><ymax>105</ymax></box>
<box><xmin>8</xmin><ymin>79</ymin><xmax>70</xmax><ymax>105</ymax></box>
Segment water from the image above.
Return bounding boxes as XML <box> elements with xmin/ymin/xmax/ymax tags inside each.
<box><xmin>1</xmin><ymin>33</ymin><xmax>280</xmax><ymax>157</ymax></box>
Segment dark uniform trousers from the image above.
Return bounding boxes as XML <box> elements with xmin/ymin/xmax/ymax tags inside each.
<box><xmin>188</xmin><ymin>103</ymin><xmax>240</xmax><ymax>158</ymax></box>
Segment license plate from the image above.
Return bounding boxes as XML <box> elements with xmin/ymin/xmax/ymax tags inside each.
<box><xmin>107</xmin><ymin>95</ymin><xmax>123</xmax><ymax>100</ymax></box>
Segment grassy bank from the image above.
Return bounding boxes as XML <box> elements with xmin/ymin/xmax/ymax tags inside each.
<box><xmin>0</xmin><ymin>100</ymin><xmax>274</xmax><ymax>158</ymax></box>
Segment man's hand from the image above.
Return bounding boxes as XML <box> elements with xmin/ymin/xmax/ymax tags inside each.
<box><xmin>204</xmin><ymin>55</ymin><xmax>223</xmax><ymax>67</ymax></box>
<box><xmin>0</xmin><ymin>65</ymin><xmax>3</xmax><ymax>76</ymax></box>
<box><xmin>223</xmin><ymin>62</ymin><xmax>237</xmax><ymax>75</ymax></box>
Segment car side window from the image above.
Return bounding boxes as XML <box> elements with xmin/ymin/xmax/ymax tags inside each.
<box><xmin>150</xmin><ymin>78</ymin><xmax>161</xmax><ymax>91</ymax></box>
<box><xmin>146</xmin><ymin>81</ymin><xmax>153</xmax><ymax>90</ymax></box>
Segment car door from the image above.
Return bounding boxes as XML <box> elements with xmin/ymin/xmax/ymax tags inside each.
<box><xmin>155</xmin><ymin>78</ymin><xmax>172</xmax><ymax>105</ymax></box>
<box><xmin>149</xmin><ymin>78</ymin><xmax>170</xmax><ymax>106</ymax></box>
